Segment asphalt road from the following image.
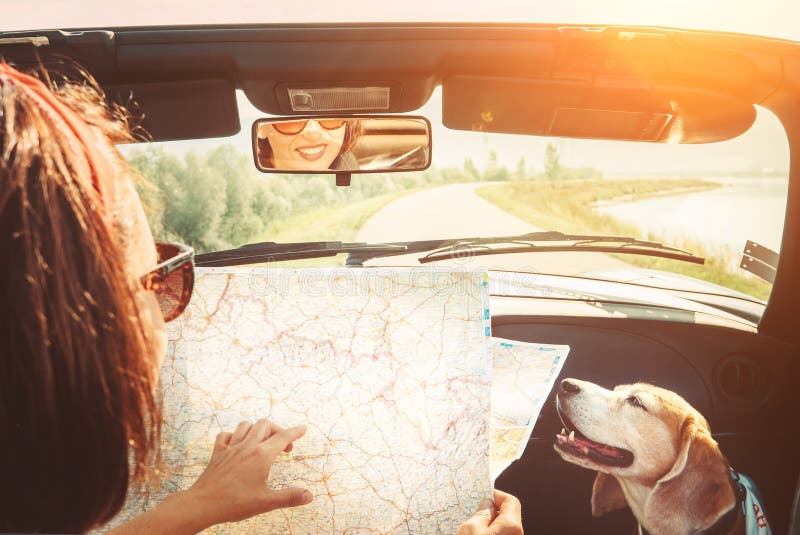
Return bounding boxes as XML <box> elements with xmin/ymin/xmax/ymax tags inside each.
<box><xmin>356</xmin><ymin>183</ymin><xmax>631</xmax><ymax>275</ymax></box>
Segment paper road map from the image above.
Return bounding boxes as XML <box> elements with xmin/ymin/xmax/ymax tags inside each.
<box><xmin>113</xmin><ymin>268</ymin><xmax>568</xmax><ymax>534</ymax></box>
<box><xmin>489</xmin><ymin>338</ymin><xmax>570</xmax><ymax>480</ymax></box>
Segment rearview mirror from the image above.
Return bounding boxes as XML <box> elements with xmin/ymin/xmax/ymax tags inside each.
<box><xmin>252</xmin><ymin>115</ymin><xmax>431</xmax><ymax>173</ymax></box>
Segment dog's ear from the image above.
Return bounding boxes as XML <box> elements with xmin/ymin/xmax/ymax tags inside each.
<box><xmin>644</xmin><ymin>417</ymin><xmax>735</xmax><ymax>534</ymax></box>
<box><xmin>591</xmin><ymin>472</ymin><xmax>628</xmax><ymax>517</ymax></box>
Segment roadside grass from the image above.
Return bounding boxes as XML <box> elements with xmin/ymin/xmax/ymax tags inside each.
<box><xmin>250</xmin><ymin>190</ymin><xmax>417</xmax><ymax>268</ymax></box>
<box><xmin>476</xmin><ymin>179</ymin><xmax>771</xmax><ymax>300</ymax></box>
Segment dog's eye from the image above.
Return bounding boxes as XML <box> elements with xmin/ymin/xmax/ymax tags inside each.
<box><xmin>626</xmin><ymin>395</ymin><xmax>647</xmax><ymax>411</ymax></box>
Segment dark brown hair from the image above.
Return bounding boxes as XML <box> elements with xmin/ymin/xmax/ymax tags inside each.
<box><xmin>0</xmin><ymin>65</ymin><xmax>161</xmax><ymax>532</ymax></box>
<box><xmin>257</xmin><ymin>118</ymin><xmax>364</xmax><ymax>168</ymax></box>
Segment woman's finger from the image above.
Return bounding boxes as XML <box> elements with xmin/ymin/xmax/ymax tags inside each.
<box><xmin>245</xmin><ymin>418</ymin><xmax>274</xmax><ymax>446</ymax></box>
<box><xmin>213</xmin><ymin>431</ymin><xmax>233</xmax><ymax>453</ymax></box>
<box><xmin>261</xmin><ymin>425</ymin><xmax>307</xmax><ymax>459</ymax></box>
<box><xmin>490</xmin><ymin>490</ymin><xmax>523</xmax><ymax>534</ymax></box>
<box><xmin>493</xmin><ymin>490</ymin><xmax>521</xmax><ymax>519</ymax></box>
<box><xmin>230</xmin><ymin>420</ymin><xmax>253</xmax><ymax>445</ymax></box>
<box><xmin>262</xmin><ymin>486</ymin><xmax>313</xmax><ymax>512</ymax></box>
<box><xmin>456</xmin><ymin>507</ymin><xmax>494</xmax><ymax>534</ymax></box>
<box><xmin>456</xmin><ymin>496</ymin><xmax>495</xmax><ymax>534</ymax></box>
<box><xmin>256</xmin><ymin>421</ymin><xmax>294</xmax><ymax>452</ymax></box>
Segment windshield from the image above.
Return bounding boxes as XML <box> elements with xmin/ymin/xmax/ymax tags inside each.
<box><xmin>123</xmin><ymin>88</ymin><xmax>789</xmax><ymax>304</ymax></box>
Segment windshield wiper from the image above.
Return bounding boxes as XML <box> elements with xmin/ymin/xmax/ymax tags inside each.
<box><xmin>195</xmin><ymin>232</ymin><xmax>704</xmax><ymax>267</ymax></box>
<box><xmin>408</xmin><ymin>232</ymin><xmax>705</xmax><ymax>265</ymax></box>
<box><xmin>195</xmin><ymin>241</ymin><xmax>408</xmax><ymax>267</ymax></box>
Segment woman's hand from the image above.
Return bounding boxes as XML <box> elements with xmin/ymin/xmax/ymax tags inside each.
<box><xmin>108</xmin><ymin>419</ymin><xmax>311</xmax><ymax>535</ymax></box>
<box><xmin>187</xmin><ymin>418</ymin><xmax>313</xmax><ymax>526</ymax></box>
<box><xmin>457</xmin><ymin>490</ymin><xmax>524</xmax><ymax>535</ymax></box>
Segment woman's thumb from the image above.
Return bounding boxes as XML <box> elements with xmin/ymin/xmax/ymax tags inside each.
<box><xmin>456</xmin><ymin>498</ymin><xmax>496</xmax><ymax>534</ymax></box>
<box><xmin>263</xmin><ymin>487</ymin><xmax>313</xmax><ymax>511</ymax></box>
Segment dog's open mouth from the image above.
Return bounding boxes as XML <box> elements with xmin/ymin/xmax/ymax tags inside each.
<box><xmin>555</xmin><ymin>411</ymin><xmax>634</xmax><ymax>468</ymax></box>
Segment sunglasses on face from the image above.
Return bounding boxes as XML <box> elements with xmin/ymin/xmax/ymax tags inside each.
<box><xmin>271</xmin><ymin>119</ymin><xmax>347</xmax><ymax>135</ymax></box>
<box><xmin>139</xmin><ymin>242</ymin><xmax>195</xmax><ymax>322</ymax></box>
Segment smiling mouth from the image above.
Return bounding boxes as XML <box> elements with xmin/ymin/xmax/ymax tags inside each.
<box><xmin>554</xmin><ymin>409</ymin><xmax>634</xmax><ymax>468</ymax></box>
<box><xmin>295</xmin><ymin>144</ymin><xmax>327</xmax><ymax>161</ymax></box>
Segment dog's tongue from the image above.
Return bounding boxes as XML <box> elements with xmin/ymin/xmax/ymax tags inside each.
<box><xmin>556</xmin><ymin>428</ymin><xmax>632</xmax><ymax>467</ymax></box>
<box><xmin>573</xmin><ymin>435</ymin><xmax>626</xmax><ymax>459</ymax></box>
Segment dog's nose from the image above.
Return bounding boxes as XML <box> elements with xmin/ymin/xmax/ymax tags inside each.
<box><xmin>560</xmin><ymin>379</ymin><xmax>580</xmax><ymax>394</ymax></box>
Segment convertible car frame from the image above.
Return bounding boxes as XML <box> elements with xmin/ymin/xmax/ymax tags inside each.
<box><xmin>1</xmin><ymin>23</ymin><xmax>799</xmax><ymax>533</ymax></box>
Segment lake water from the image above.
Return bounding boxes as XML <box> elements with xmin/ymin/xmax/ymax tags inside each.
<box><xmin>596</xmin><ymin>178</ymin><xmax>790</xmax><ymax>254</ymax></box>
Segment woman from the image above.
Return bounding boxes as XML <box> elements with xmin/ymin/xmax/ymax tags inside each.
<box><xmin>0</xmin><ymin>62</ymin><xmax>522</xmax><ymax>534</ymax></box>
<box><xmin>256</xmin><ymin>118</ymin><xmax>362</xmax><ymax>171</ymax></box>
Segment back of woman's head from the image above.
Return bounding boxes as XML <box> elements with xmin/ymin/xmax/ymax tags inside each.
<box><xmin>0</xmin><ymin>64</ymin><xmax>161</xmax><ymax>532</ymax></box>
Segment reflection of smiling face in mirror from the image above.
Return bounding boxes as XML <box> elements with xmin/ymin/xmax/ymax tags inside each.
<box><xmin>260</xmin><ymin>119</ymin><xmax>346</xmax><ymax>171</ymax></box>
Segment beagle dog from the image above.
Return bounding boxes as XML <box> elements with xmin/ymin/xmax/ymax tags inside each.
<box><xmin>553</xmin><ymin>379</ymin><xmax>770</xmax><ymax>535</ymax></box>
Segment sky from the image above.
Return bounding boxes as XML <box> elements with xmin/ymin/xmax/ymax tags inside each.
<box><xmin>6</xmin><ymin>0</ymin><xmax>796</xmax><ymax>176</ymax></box>
<box><xmin>2</xmin><ymin>0</ymin><xmax>800</xmax><ymax>41</ymax></box>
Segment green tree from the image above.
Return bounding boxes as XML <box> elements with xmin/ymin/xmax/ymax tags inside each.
<box><xmin>170</xmin><ymin>151</ymin><xmax>228</xmax><ymax>251</ymax></box>
<box><xmin>129</xmin><ymin>147</ymin><xmax>185</xmax><ymax>243</ymax></box>
<box><xmin>207</xmin><ymin>145</ymin><xmax>266</xmax><ymax>247</ymax></box>
<box><xmin>515</xmin><ymin>156</ymin><xmax>527</xmax><ymax>180</ymax></box>
<box><xmin>129</xmin><ymin>146</ymin><xmax>232</xmax><ymax>251</ymax></box>
<box><xmin>484</xmin><ymin>151</ymin><xmax>509</xmax><ymax>181</ymax></box>
<box><xmin>463</xmin><ymin>157</ymin><xmax>480</xmax><ymax>181</ymax></box>
<box><xmin>544</xmin><ymin>143</ymin><xmax>562</xmax><ymax>180</ymax></box>
<box><xmin>486</xmin><ymin>151</ymin><xmax>498</xmax><ymax>176</ymax></box>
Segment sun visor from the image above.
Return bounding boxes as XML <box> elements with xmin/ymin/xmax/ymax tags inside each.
<box><xmin>442</xmin><ymin>75</ymin><xmax>756</xmax><ymax>144</ymax></box>
<box><xmin>105</xmin><ymin>79</ymin><xmax>239</xmax><ymax>142</ymax></box>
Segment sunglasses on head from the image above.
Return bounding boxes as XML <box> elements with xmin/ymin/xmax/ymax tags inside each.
<box><xmin>140</xmin><ymin>241</ymin><xmax>195</xmax><ymax>322</ymax></box>
<box><xmin>272</xmin><ymin>119</ymin><xmax>347</xmax><ymax>135</ymax></box>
